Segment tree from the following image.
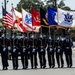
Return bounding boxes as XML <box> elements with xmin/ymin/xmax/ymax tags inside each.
<box><xmin>58</xmin><ymin>0</ymin><xmax>65</xmax><ymax>8</ymax></box>
<box><xmin>0</xmin><ymin>18</ymin><xmax>2</xmax><ymax>23</ymax></box>
<box><xmin>58</xmin><ymin>0</ymin><xmax>71</xmax><ymax>10</ymax></box>
<box><xmin>61</xmin><ymin>6</ymin><xmax>71</xmax><ymax>10</ymax></box>
<box><xmin>16</xmin><ymin>0</ymin><xmax>71</xmax><ymax>12</ymax></box>
<box><xmin>45</xmin><ymin>0</ymin><xmax>57</xmax><ymax>8</ymax></box>
<box><xmin>16</xmin><ymin>0</ymin><xmax>44</xmax><ymax>12</ymax></box>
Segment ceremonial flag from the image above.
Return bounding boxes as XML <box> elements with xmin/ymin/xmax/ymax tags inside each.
<box><xmin>48</xmin><ymin>7</ymin><xmax>58</xmax><ymax>26</ymax></box>
<box><xmin>2</xmin><ymin>7</ymin><xmax>13</xmax><ymax>29</ymax></box>
<box><xmin>32</xmin><ymin>8</ymin><xmax>41</xmax><ymax>32</ymax></box>
<box><xmin>22</xmin><ymin>8</ymin><xmax>40</xmax><ymax>32</ymax></box>
<box><xmin>32</xmin><ymin>8</ymin><xmax>40</xmax><ymax>26</ymax></box>
<box><xmin>58</xmin><ymin>8</ymin><xmax>75</xmax><ymax>27</ymax></box>
<box><xmin>12</xmin><ymin>7</ymin><xmax>26</xmax><ymax>32</ymax></box>
<box><xmin>40</xmin><ymin>8</ymin><xmax>48</xmax><ymax>27</ymax></box>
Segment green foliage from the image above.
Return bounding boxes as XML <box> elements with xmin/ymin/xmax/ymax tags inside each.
<box><xmin>16</xmin><ymin>0</ymin><xmax>44</xmax><ymax>12</ymax></box>
<box><xmin>58</xmin><ymin>0</ymin><xmax>71</xmax><ymax>10</ymax></box>
<box><xmin>58</xmin><ymin>0</ymin><xmax>65</xmax><ymax>8</ymax></box>
<box><xmin>45</xmin><ymin>0</ymin><xmax>56</xmax><ymax>8</ymax></box>
<box><xmin>16</xmin><ymin>0</ymin><xmax>71</xmax><ymax>12</ymax></box>
<box><xmin>69</xmin><ymin>29</ymin><xmax>75</xmax><ymax>41</ymax></box>
<box><xmin>0</xmin><ymin>18</ymin><xmax>2</xmax><ymax>23</ymax></box>
<box><xmin>61</xmin><ymin>6</ymin><xmax>71</xmax><ymax>10</ymax></box>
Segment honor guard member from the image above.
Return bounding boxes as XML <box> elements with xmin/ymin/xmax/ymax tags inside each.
<box><xmin>1</xmin><ymin>33</ymin><xmax>9</xmax><ymax>70</ymax></box>
<box><xmin>8</xmin><ymin>39</ymin><xmax>12</xmax><ymax>60</ymax></box>
<box><xmin>63</xmin><ymin>34</ymin><xmax>73</xmax><ymax>68</ymax></box>
<box><xmin>55</xmin><ymin>34</ymin><xmax>64</xmax><ymax>68</ymax></box>
<box><xmin>37</xmin><ymin>34</ymin><xmax>46</xmax><ymax>68</ymax></box>
<box><xmin>0</xmin><ymin>35</ymin><xmax>2</xmax><ymax>53</ymax></box>
<box><xmin>0</xmin><ymin>33</ymin><xmax>3</xmax><ymax>53</ymax></box>
<box><xmin>11</xmin><ymin>34</ymin><xmax>18</xmax><ymax>70</ymax></box>
<box><xmin>17</xmin><ymin>34</ymin><xmax>22</xmax><ymax>56</ymax></box>
<box><xmin>47</xmin><ymin>36</ymin><xmax>55</xmax><ymax>68</ymax></box>
<box><xmin>30</xmin><ymin>34</ymin><xmax>37</xmax><ymax>69</ymax></box>
<box><xmin>20</xmin><ymin>33</ymin><xmax>28</xmax><ymax>69</ymax></box>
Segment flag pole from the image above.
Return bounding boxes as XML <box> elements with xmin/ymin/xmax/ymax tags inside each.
<box><xmin>22</xmin><ymin>31</ymin><xmax>25</xmax><ymax>48</ymax></box>
<box><xmin>11</xmin><ymin>3</ymin><xmax>15</xmax><ymax>47</ymax></box>
<box><xmin>49</xmin><ymin>26</ymin><xmax>50</xmax><ymax>36</ymax></box>
<box><xmin>4</xmin><ymin>0</ymin><xmax>6</xmax><ymax>41</ymax></box>
<box><xmin>53</xmin><ymin>0</ymin><xmax>57</xmax><ymax>43</ymax></box>
<box><xmin>31</xmin><ymin>6</ymin><xmax>34</xmax><ymax>48</ymax></box>
<box><xmin>21</xmin><ymin>6</ymin><xmax>25</xmax><ymax>48</ymax></box>
<box><xmin>40</xmin><ymin>26</ymin><xmax>42</xmax><ymax>48</ymax></box>
<box><xmin>49</xmin><ymin>26</ymin><xmax>51</xmax><ymax>47</ymax></box>
<box><xmin>40</xmin><ymin>6</ymin><xmax>43</xmax><ymax>48</ymax></box>
<box><xmin>2</xmin><ymin>3</ymin><xmax>5</xmax><ymax>46</ymax></box>
<box><xmin>11</xmin><ymin>3</ymin><xmax>13</xmax><ymax>44</ymax></box>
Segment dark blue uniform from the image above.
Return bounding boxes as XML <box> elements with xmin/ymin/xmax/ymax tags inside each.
<box><xmin>63</xmin><ymin>36</ymin><xmax>73</xmax><ymax>68</ymax></box>
<box><xmin>11</xmin><ymin>38</ymin><xmax>18</xmax><ymax>70</ymax></box>
<box><xmin>47</xmin><ymin>37</ymin><xmax>55</xmax><ymax>68</ymax></box>
<box><xmin>37</xmin><ymin>37</ymin><xmax>46</xmax><ymax>68</ymax></box>
<box><xmin>55</xmin><ymin>38</ymin><xmax>64</xmax><ymax>68</ymax></box>
<box><xmin>28</xmin><ymin>37</ymin><xmax>38</xmax><ymax>69</ymax></box>
<box><xmin>20</xmin><ymin>37</ymin><xmax>28</xmax><ymax>69</ymax></box>
<box><xmin>1</xmin><ymin>37</ymin><xmax>9</xmax><ymax>70</ymax></box>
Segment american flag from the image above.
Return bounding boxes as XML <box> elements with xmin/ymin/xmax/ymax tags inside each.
<box><xmin>2</xmin><ymin>7</ymin><xmax>13</xmax><ymax>29</ymax></box>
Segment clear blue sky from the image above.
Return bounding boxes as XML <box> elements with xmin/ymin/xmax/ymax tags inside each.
<box><xmin>0</xmin><ymin>0</ymin><xmax>75</xmax><ymax>18</ymax></box>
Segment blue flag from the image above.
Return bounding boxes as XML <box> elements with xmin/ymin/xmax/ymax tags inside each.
<box><xmin>48</xmin><ymin>8</ymin><xmax>58</xmax><ymax>26</ymax></box>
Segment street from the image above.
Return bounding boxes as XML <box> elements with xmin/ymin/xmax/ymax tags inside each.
<box><xmin>0</xmin><ymin>50</ymin><xmax>75</xmax><ymax>75</ymax></box>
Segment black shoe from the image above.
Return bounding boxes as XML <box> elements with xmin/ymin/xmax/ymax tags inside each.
<box><xmin>58</xmin><ymin>66</ymin><xmax>60</xmax><ymax>68</ymax></box>
<box><xmin>34</xmin><ymin>66</ymin><xmax>37</xmax><ymax>69</ymax></box>
<box><xmin>43</xmin><ymin>66</ymin><xmax>46</xmax><ymax>68</ymax></box>
<box><xmin>2</xmin><ymin>67</ymin><xmax>5</xmax><ymax>70</ymax></box>
<box><xmin>69</xmin><ymin>65</ymin><xmax>72</xmax><ymax>68</ymax></box>
<box><xmin>67</xmin><ymin>65</ymin><xmax>69</xmax><ymax>68</ymax></box>
<box><xmin>13</xmin><ymin>67</ymin><xmax>15</xmax><ymax>70</ymax></box>
<box><xmin>5</xmin><ymin>67</ymin><xmax>8</xmax><ymax>70</ymax></box>
<box><xmin>52</xmin><ymin>65</ymin><xmax>55</xmax><ymax>68</ymax></box>
<box><xmin>40</xmin><ymin>66</ymin><xmax>42</xmax><ymax>68</ymax></box>
<box><xmin>61</xmin><ymin>65</ymin><xmax>64</xmax><ymax>68</ymax></box>
<box><xmin>49</xmin><ymin>66</ymin><xmax>51</xmax><ymax>68</ymax></box>
<box><xmin>31</xmin><ymin>67</ymin><xmax>33</xmax><ymax>69</ymax></box>
<box><xmin>25</xmin><ymin>66</ymin><xmax>28</xmax><ymax>69</ymax></box>
<box><xmin>22</xmin><ymin>67</ymin><xmax>25</xmax><ymax>69</ymax></box>
<box><xmin>15</xmin><ymin>67</ymin><xmax>18</xmax><ymax>70</ymax></box>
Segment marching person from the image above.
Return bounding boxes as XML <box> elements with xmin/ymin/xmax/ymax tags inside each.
<box><xmin>55</xmin><ymin>34</ymin><xmax>64</xmax><ymax>68</ymax></box>
<box><xmin>20</xmin><ymin>33</ymin><xmax>28</xmax><ymax>69</ymax></box>
<box><xmin>28</xmin><ymin>34</ymin><xmax>38</xmax><ymax>69</ymax></box>
<box><xmin>7</xmin><ymin>38</ymin><xmax>12</xmax><ymax>60</ymax></box>
<box><xmin>11</xmin><ymin>33</ymin><xmax>18</xmax><ymax>70</ymax></box>
<box><xmin>63</xmin><ymin>34</ymin><xmax>73</xmax><ymax>68</ymax></box>
<box><xmin>47</xmin><ymin>35</ymin><xmax>55</xmax><ymax>68</ymax></box>
<box><xmin>37</xmin><ymin>34</ymin><xmax>46</xmax><ymax>68</ymax></box>
<box><xmin>1</xmin><ymin>33</ymin><xmax>9</xmax><ymax>70</ymax></box>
